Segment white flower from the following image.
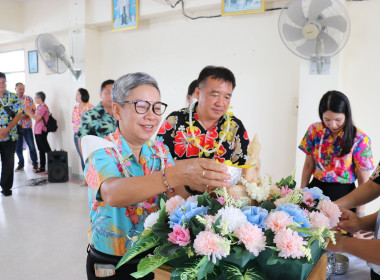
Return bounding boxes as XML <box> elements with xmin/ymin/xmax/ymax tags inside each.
<box><xmin>216</xmin><ymin>206</ymin><xmax>248</xmax><ymax>233</ymax></box>
<box><xmin>144</xmin><ymin>212</ymin><xmax>160</xmax><ymax>230</ymax></box>
<box><xmin>186</xmin><ymin>195</ymin><xmax>200</xmax><ymax>203</ymax></box>
<box><xmin>242</xmin><ymin>176</ymin><xmax>270</xmax><ymax>202</ymax></box>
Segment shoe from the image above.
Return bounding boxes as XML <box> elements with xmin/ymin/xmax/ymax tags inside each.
<box><xmin>80</xmin><ymin>179</ymin><xmax>88</xmax><ymax>187</ymax></box>
<box><xmin>1</xmin><ymin>190</ymin><xmax>12</xmax><ymax>196</ymax></box>
<box><xmin>15</xmin><ymin>165</ymin><xmax>24</xmax><ymax>172</ymax></box>
<box><xmin>34</xmin><ymin>168</ymin><xmax>46</xmax><ymax>173</ymax></box>
<box><xmin>32</xmin><ymin>163</ymin><xmax>38</xmax><ymax>172</ymax></box>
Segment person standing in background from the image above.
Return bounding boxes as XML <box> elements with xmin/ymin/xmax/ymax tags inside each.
<box><xmin>14</xmin><ymin>82</ymin><xmax>39</xmax><ymax>172</ymax></box>
<box><xmin>72</xmin><ymin>88</ymin><xmax>93</xmax><ymax>186</ymax></box>
<box><xmin>186</xmin><ymin>79</ymin><xmax>198</xmax><ymax>107</ymax></box>
<box><xmin>0</xmin><ymin>72</ymin><xmax>23</xmax><ymax>196</ymax></box>
<box><xmin>299</xmin><ymin>90</ymin><xmax>374</xmax><ymax>216</ymax></box>
<box><xmin>24</xmin><ymin>91</ymin><xmax>51</xmax><ymax>174</ymax></box>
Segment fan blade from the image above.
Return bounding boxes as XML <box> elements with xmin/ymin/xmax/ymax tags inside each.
<box><xmin>319</xmin><ymin>15</ymin><xmax>347</xmax><ymax>32</ymax></box>
<box><xmin>286</xmin><ymin>0</ymin><xmax>306</xmax><ymax>27</ymax></box>
<box><xmin>283</xmin><ymin>23</ymin><xmax>304</xmax><ymax>42</ymax></box>
<box><xmin>319</xmin><ymin>31</ymin><xmax>339</xmax><ymax>54</ymax></box>
<box><xmin>296</xmin><ymin>39</ymin><xmax>317</xmax><ymax>57</ymax></box>
<box><xmin>308</xmin><ymin>0</ymin><xmax>332</xmax><ymax>21</ymax></box>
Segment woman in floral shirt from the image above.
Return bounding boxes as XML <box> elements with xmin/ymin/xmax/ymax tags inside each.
<box><xmin>82</xmin><ymin>73</ymin><xmax>231</xmax><ymax>280</ymax></box>
<box><xmin>71</xmin><ymin>88</ymin><xmax>93</xmax><ymax>172</ymax></box>
<box><xmin>299</xmin><ymin>91</ymin><xmax>374</xmax><ymax>213</ymax></box>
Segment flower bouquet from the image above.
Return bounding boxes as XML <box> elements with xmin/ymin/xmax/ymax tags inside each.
<box><xmin>116</xmin><ymin>174</ymin><xmax>340</xmax><ymax>280</ymax></box>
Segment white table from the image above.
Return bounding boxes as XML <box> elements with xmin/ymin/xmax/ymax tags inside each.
<box><xmin>330</xmin><ymin>254</ymin><xmax>371</xmax><ymax>280</ymax></box>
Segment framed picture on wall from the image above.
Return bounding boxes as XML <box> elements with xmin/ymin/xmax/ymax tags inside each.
<box><xmin>112</xmin><ymin>0</ymin><xmax>139</xmax><ymax>31</ymax></box>
<box><xmin>222</xmin><ymin>0</ymin><xmax>265</xmax><ymax>16</ymax></box>
<box><xmin>28</xmin><ymin>50</ymin><xmax>38</xmax><ymax>74</ymax></box>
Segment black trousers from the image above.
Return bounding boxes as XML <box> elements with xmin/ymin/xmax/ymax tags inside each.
<box><xmin>86</xmin><ymin>246</ymin><xmax>154</xmax><ymax>280</ymax></box>
<box><xmin>35</xmin><ymin>132</ymin><xmax>51</xmax><ymax>168</ymax></box>
<box><xmin>0</xmin><ymin>140</ymin><xmax>17</xmax><ymax>192</ymax></box>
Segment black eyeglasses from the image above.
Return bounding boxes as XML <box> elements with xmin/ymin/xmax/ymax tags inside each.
<box><xmin>118</xmin><ymin>100</ymin><xmax>167</xmax><ymax>115</ymax></box>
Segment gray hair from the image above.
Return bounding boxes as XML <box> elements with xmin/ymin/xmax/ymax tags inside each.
<box><xmin>112</xmin><ymin>72</ymin><xmax>160</xmax><ymax>103</ymax></box>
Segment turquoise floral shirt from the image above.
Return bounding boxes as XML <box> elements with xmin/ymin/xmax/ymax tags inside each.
<box><xmin>0</xmin><ymin>90</ymin><xmax>23</xmax><ymax>141</ymax></box>
<box><xmin>85</xmin><ymin>129</ymin><xmax>174</xmax><ymax>256</ymax></box>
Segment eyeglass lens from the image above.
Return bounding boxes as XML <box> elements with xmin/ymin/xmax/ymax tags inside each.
<box><xmin>135</xmin><ymin>100</ymin><xmax>166</xmax><ymax>115</ymax></box>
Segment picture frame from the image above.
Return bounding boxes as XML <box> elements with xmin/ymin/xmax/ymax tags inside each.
<box><xmin>222</xmin><ymin>0</ymin><xmax>265</xmax><ymax>16</ymax></box>
<box><xmin>28</xmin><ymin>50</ymin><xmax>38</xmax><ymax>74</ymax></box>
<box><xmin>112</xmin><ymin>0</ymin><xmax>139</xmax><ymax>32</ymax></box>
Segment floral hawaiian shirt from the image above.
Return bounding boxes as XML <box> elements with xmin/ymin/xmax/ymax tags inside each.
<box><xmin>157</xmin><ymin>103</ymin><xmax>249</xmax><ymax>165</ymax></box>
<box><xmin>77</xmin><ymin>102</ymin><xmax>117</xmax><ymax>138</ymax></box>
<box><xmin>369</xmin><ymin>162</ymin><xmax>380</xmax><ymax>274</ymax></box>
<box><xmin>18</xmin><ymin>95</ymin><xmax>35</xmax><ymax>129</ymax></box>
<box><xmin>0</xmin><ymin>90</ymin><xmax>23</xmax><ymax>142</ymax></box>
<box><xmin>299</xmin><ymin>122</ymin><xmax>374</xmax><ymax>184</ymax></box>
<box><xmin>85</xmin><ymin>129</ymin><xmax>174</xmax><ymax>256</ymax></box>
<box><xmin>71</xmin><ymin>103</ymin><xmax>94</xmax><ymax>133</ymax></box>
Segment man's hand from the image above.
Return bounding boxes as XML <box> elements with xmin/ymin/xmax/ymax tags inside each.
<box><xmin>0</xmin><ymin>127</ymin><xmax>8</xmax><ymax>140</ymax></box>
<box><xmin>338</xmin><ymin>207</ymin><xmax>363</xmax><ymax>234</ymax></box>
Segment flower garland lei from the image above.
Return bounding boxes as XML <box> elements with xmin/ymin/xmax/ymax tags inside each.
<box><xmin>184</xmin><ymin>104</ymin><xmax>234</xmax><ymax>156</ymax></box>
<box><xmin>239</xmin><ymin>176</ymin><xmax>271</xmax><ymax>203</ymax></box>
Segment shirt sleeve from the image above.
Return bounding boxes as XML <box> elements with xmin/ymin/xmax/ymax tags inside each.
<box><xmin>353</xmin><ymin>134</ymin><xmax>375</xmax><ymax>171</ymax></box>
<box><xmin>85</xmin><ymin>147</ymin><xmax>121</xmax><ymax>202</ymax></box>
<box><xmin>232</xmin><ymin>118</ymin><xmax>250</xmax><ymax>165</ymax></box>
<box><xmin>370</xmin><ymin>162</ymin><xmax>380</xmax><ymax>185</ymax></box>
<box><xmin>77</xmin><ymin>110</ymin><xmax>92</xmax><ymax>138</ymax></box>
<box><xmin>71</xmin><ymin>106</ymin><xmax>76</xmax><ymax>124</ymax></box>
<box><xmin>36</xmin><ymin>105</ymin><xmax>47</xmax><ymax>117</ymax></box>
<box><xmin>12</xmin><ymin>95</ymin><xmax>23</xmax><ymax>115</ymax></box>
<box><xmin>157</xmin><ymin>112</ymin><xmax>177</xmax><ymax>158</ymax></box>
<box><xmin>299</xmin><ymin>124</ymin><xmax>315</xmax><ymax>155</ymax></box>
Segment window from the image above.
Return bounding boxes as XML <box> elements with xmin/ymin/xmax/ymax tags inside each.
<box><xmin>0</xmin><ymin>50</ymin><xmax>25</xmax><ymax>92</ymax></box>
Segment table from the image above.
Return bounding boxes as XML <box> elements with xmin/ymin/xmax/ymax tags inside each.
<box><xmin>330</xmin><ymin>254</ymin><xmax>371</xmax><ymax>280</ymax></box>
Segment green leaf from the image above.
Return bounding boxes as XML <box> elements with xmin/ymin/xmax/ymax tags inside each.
<box><xmin>220</xmin><ymin>261</ymin><xmax>244</xmax><ymax>280</ymax></box>
<box><xmin>157</xmin><ymin>202</ymin><xmax>169</xmax><ymax>224</ymax></box>
<box><xmin>171</xmin><ymin>256</ymin><xmax>208</xmax><ymax>280</ymax></box>
<box><xmin>189</xmin><ymin>216</ymin><xmax>206</xmax><ymax>238</ymax></box>
<box><xmin>157</xmin><ymin>193</ymin><xmax>169</xmax><ymax>208</ymax></box>
<box><xmin>152</xmin><ymin>221</ymin><xmax>171</xmax><ymax>240</ymax></box>
<box><xmin>260</xmin><ymin>201</ymin><xmax>276</xmax><ymax>212</ymax></box>
<box><xmin>116</xmin><ymin>234</ymin><xmax>160</xmax><ymax>269</ymax></box>
<box><xmin>131</xmin><ymin>250</ymin><xmax>185</xmax><ymax>278</ymax></box>
<box><xmin>266</xmin><ymin>252</ymin><xmax>279</xmax><ymax>265</ymax></box>
<box><xmin>212</xmin><ymin>216</ymin><xmax>222</xmax><ymax>234</ymax></box>
<box><xmin>156</xmin><ymin>242</ymin><xmax>182</xmax><ymax>258</ymax></box>
<box><xmin>243</xmin><ymin>259</ymin><xmax>265</xmax><ymax>280</ymax></box>
<box><xmin>198</xmin><ymin>259</ymin><xmax>215</xmax><ymax>280</ymax></box>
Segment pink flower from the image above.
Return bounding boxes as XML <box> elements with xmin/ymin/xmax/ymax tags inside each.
<box><xmin>168</xmin><ymin>225</ymin><xmax>191</xmax><ymax>246</ymax></box>
<box><xmin>309</xmin><ymin>211</ymin><xmax>331</xmax><ymax>229</ymax></box>
<box><xmin>193</xmin><ymin>231</ymin><xmax>230</xmax><ymax>263</ymax></box>
<box><xmin>265</xmin><ymin>211</ymin><xmax>293</xmax><ymax>233</ymax></box>
<box><xmin>205</xmin><ymin>215</ymin><xmax>216</xmax><ymax>232</ymax></box>
<box><xmin>317</xmin><ymin>200</ymin><xmax>342</xmax><ymax>228</ymax></box>
<box><xmin>274</xmin><ymin>228</ymin><xmax>307</xmax><ymax>259</ymax></box>
<box><xmin>274</xmin><ymin>197</ymin><xmax>287</xmax><ymax>207</ymax></box>
<box><xmin>216</xmin><ymin>197</ymin><xmax>225</xmax><ymax>205</ymax></box>
<box><xmin>302</xmin><ymin>192</ymin><xmax>315</xmax><ymax>207</ymax></box>
<box><xmin>280</xmin><ymin>185</ymin><xmax>292</xmax><ymax>196</ymax></box>
<box><xmin>234</xmin><ymin>223</ymin><xmax>266</xmax><ymax>256</ymax></box>
<box><xmin>166</xmin><ymin>195</ymin><xmax>185</xmax><ymax>214</ymax></box>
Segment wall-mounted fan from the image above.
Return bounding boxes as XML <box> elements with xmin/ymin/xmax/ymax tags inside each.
<box><xmin>36</xmin><ymin>33</ymin><xmax>81</xmax><ymax>80</ymax></box>
<box><xmin>279</xmin><ymin>0</ymin><xmax>350</xmax><ymax>73</ymax></box>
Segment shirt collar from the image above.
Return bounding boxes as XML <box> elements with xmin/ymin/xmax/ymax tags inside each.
<box><xmin>117</xmin><ymin>129</ymin><xmax>153</xmax><ymax>162</ymax></box>
<box><xmin>324</xmin><ymin>125</ymin><xmax>344</xmax><ymax>139</ymax></box>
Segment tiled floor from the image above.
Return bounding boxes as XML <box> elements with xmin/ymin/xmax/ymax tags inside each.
<box><xmin>0</xmin><ymin>164</ymin><xmax>89</xmax><ymax>280</ymax></box>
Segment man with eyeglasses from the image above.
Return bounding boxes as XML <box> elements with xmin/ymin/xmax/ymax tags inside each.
<box><xmin>0</xmin><ymin>72</ymin><xmax>23</xmax><ymax>196</ymax></box>
<box><xmin>77</xmin><ymin>80</ymin><xmax>118</xmax><ymax>173</ymax></box>
<box><xmin>157</xmin><ymin>66</ymin><xmax>250</xmax><ymax>195</ymax></box>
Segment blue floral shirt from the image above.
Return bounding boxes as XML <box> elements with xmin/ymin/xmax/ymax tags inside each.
<box><xmin>84</xmin><ymin>129</ymin><xmax>175</xmax><ymax>256</ymax></box>
<box><xmin>0</xmin><ymin>90</ymin><xmax>23</xmax><ymax>141</ymax></box>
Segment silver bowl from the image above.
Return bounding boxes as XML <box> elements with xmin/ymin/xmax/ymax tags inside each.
<box><xmin>333</xmin><ymin>254</ymin><xmax>349</xmax><ymax>275</ymax></box>
<box><xmin>225</xmin><ymin>165</ymin><xmax>242</xmax><ymax>186</ymax></box>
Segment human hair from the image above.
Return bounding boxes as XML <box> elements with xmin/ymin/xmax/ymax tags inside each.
<box><xmin>112</xmin><ymin>72</ymin><xmax>160</xmax><ymax>103</ymax></box>
<box><xmin>78</xmin><ymin>88</ymin><xmax>90</xmax><ymax>103</ymax></box>
<box><xmin>187</xmin><ymin>80</ymin><xmax>198</xmax><ymax>97</ymax></box>
<box><xmin>318</xmin><ymin>90</ymin><xmax>356</xmax><ymax>157</ymax></box>
<box><xmin>35</xmin><ymin>91</ymin><xmax>46</xmax><ymax>102</ymax></box>
<box><xmin>197</xmin><ymin>66</ymin><xmax>236</xmax><ymax>90</ymax></box>
<box><xmin>15</xmin><ymin>82</ymin><xmax>24</xmax><ymax>88</ymax></box>
<box><xmin>101</xmin><ymin>79</ymin><xmax>115</xmax><ymax>91</ymax></box>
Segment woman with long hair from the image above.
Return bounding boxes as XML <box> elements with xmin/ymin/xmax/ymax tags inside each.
<box><xmin>299</xmin><ymin>91</ymin><xmax>374</xmax><ymax>214</ymax></box>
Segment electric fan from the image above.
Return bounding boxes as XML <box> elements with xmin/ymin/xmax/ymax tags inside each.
<box><xmin>36</xmin><ymin>33</ymin><xmax>81</xmax><ymax>80</ymax></box>
<box><xmin>279</xmin><ymin>0</ymin><xmax>350</xmax><ymax>67</ymax></box>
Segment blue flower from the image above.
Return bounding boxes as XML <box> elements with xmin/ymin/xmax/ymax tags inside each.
<box><xmin>303</xmin><ymin>187</ymin><xmax>330</xmax><ymax>201</ymax></box>
<box><xmin>276</xmin><ymin>203</ymin><xmax>311</xmax><ymax>232</ymax></box>
<box><xmin>169</xmin><ymin>201</ymin><xmax>209</xmax><ymax>228</ymax></box>
<box><xmin>241</xmin><ymin>206</ymin><xmax>268</xmax><ymax>230</ymax></box>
